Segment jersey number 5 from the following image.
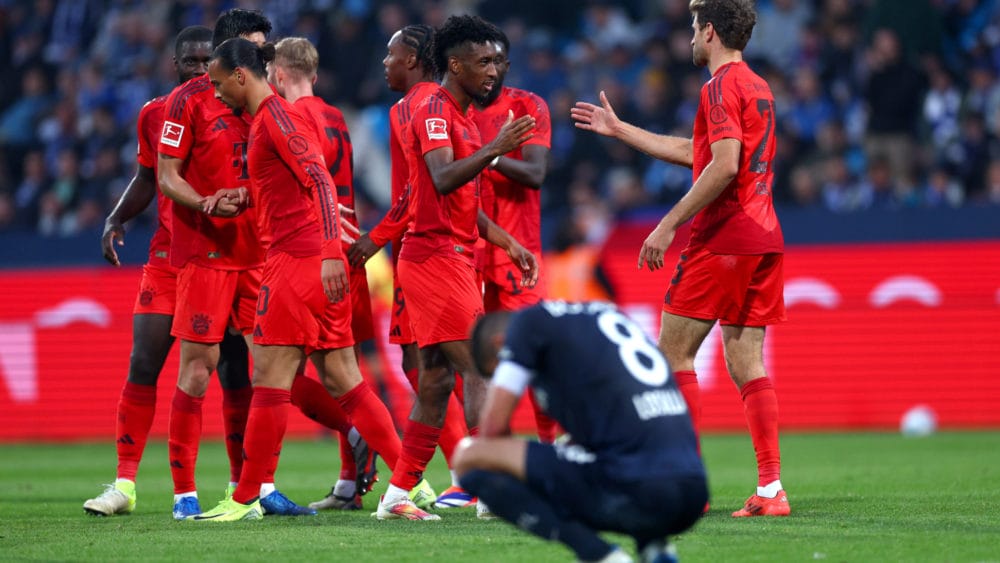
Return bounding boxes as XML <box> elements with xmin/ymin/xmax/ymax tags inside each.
<box><xmin>596</xmin><ymin>310</ymin><xmax>669</xmax><ymax>386</ymax></box>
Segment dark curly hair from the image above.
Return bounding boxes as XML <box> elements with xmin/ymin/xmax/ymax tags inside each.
<box><xmin>212</xmin><ymin>8</ymin><xmax>272</xmax><ymax>49</ymax></box>
<box><xmin>400</xmin><ymin>24</ymin><xmax>437</xmax><ymax>77</ymax></box>
<box><xmin>689</xmin><ymin>0</ymin><xmax>757</xmax><ymax>51</ymax></box>
<box><xmin>431</xmin><ymin>14</ymin><xmax>502</xmax><ymax>78</ymax></box>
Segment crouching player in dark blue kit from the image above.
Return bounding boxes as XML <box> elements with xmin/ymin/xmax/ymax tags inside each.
<box><xmin>454</xmin><ymin>301</ymin><xmax>707</xmax><ymax>563</ymax></box>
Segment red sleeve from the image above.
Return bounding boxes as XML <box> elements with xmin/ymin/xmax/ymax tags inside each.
<box><xmin>413</xmin><ymin>99</ymin><xmax>455</xmax><ymax>156</ymax></box>
<box><xmin>368</xmin><ymin>185</ymin><xmax>411</xmax><ymax>247</ymax></box>
<box><xmin>523</xmin><ymin>92</ymin><xmax>551</xmax><ymax>148</ymax></box>
<box><xmin>136</xmin><ymin>102</ymin><xmax>156</xmax><ymax>169</ymax></box>
<box><xmin>704</xmin><ymin>73</ymin><xmax>743</xmax><ymax>145</ymax></box>
<box><xmin>158</xmin><ymin>86</ymin><xmax>200</xmax><ymax>160</ymax></box>
<box><xmin>263</xmin><ymin>102</ymin><xmax>344</xmax><ymax>261</ymax></box>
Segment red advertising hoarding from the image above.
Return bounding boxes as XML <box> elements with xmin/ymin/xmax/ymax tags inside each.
<box><xmin>1</xmin><ymin>234</ymin><xmax>998</xmax><ymax>441</ymax></box>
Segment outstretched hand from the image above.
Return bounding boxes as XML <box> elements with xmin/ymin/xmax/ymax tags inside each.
<box><xmin>338</xmin><ymin>204</ymin><xmax>359</xmax><ymax>245</ymax></box>
<box><xmin>570</xmin><ymin>90</ymin><xmax>621</xmax><ymax>138</ymax></box>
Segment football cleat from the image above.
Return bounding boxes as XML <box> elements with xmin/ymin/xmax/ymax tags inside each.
<box><xmin>172</xmin><ymin>496</ymin><xmax>202</xmax><ymax>520</ymax></box>
<box><xmin>590</xmin><ymin>546</ymin><xmax>635</xmax><ymax>563</ymax></box>
<box><xmin>308</xmin><ymin>488</ymin><xmax>363</xmax><ymax>510</ymax></box>
<box><xmin>350</xmin><ymin>434</ymin><xmax>380</xmax><ymax>495</ymax></box>
<box><xmin>640</xmin><ymin>541</ymin><xmax>679</xmax><ymax>563</ymax></box>
<box><xmin>409</xmin><ymin>478</ymin><xmax>437</xmax><ymax>510</ymax></box>
<box><xmin>476</xmin><ymin>500</ymin><xmax>495</xmax><ymax>520</ymax></box>
<box><xmin>187</xmin><ymin>498</ymin><xmax>263</xmax><ymax>522</ymax></box>
<box><xmin>83</xmin><ymin>482</ymin><xmax>136</xmax><ymax>516</ymax></box>
<box><xmin>731</xmin><ymin>490</ymin><xmax>790</xmax><ymax>517</ymax></box>
<box><xmin>374</xmin><ymin>495</ymin><xmax>441</xmax><ymax>521</ymax></box>
<box><xmin>260</xmin><ymin>490</ymin><xmax>318</xmax><ymax>516</ymax></box>
<box><xmin>434</xmin><ymin>485</ymin><xmax>476</xmax><ymax>508</ymax></box>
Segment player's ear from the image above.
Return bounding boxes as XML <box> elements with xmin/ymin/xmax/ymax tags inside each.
<box><xmin>405</xmin><ymin>51</ymin><xmax>417</xmax><ymax>70</ymax></box>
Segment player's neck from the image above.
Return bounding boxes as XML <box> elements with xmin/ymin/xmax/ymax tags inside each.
<box><xmin>442</xmin><ymin>78</ymin><xmax>472</xmax><ymax>113</ymax></box>
<box><xmin>708</xmin><ymin>50</ymin><xmax>743</xmax><ymax>75</ymax></box>
<box><xmin>281</xmin><ymin>81</ymin><xmax>314</xmax><ymax>104</ymax></box>
<box><xmin>405</xmin><ymin>71</ymin><xmax>435</xmax><ymax>91</ymax></box>
<box><xmin>245</xmin><ymin>81</ymin><xmax>275</xmax><ymax>116</ymax></box>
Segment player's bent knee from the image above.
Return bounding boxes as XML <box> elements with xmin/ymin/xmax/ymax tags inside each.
<box><xmin>451</xmin><ymin>437</ymin><xmax>478</xmax><ymax>476</ymax></box>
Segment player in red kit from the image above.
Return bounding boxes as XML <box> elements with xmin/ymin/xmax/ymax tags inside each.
<box><xmin>572</xmin><ymin>0</ymin><xmax>789</xmax><ymax>517</ymax></box>
<box><xmin>375</xmin><ymin>15</ymin><xmax>538</xmax><ymax>521</ymax></box>
<box><xmin>157</xmin><ymin>9</ymin><xmax>311</xmax><ymax>519</ymax></box>
<box><xmin>83</xmin><ymin>26</ymin><xmax>214</xmax><ymax>517</ymax></box>
<box><xmin>347</xmin><ymin>24</ymin><xmax>473</xmax><ymax>510</ymax></box>
<box><xmin>472</xmin><ymin>27</ymin><xmax>560</xmax><ymax>446</ymax></box>
<box><xmin>189</xmin><ymin>38</ymin><xmax>403</xmax><ymax>522</ymax></box>
<box><xmin>265</xmin><ymin>36</ymin><xmax>380</xmax><ymax>511</ymax></box>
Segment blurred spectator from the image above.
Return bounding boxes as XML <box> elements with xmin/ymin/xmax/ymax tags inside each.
<box><xmin>921</xmin><ymin>165</ymin><xmax>965</xmax><ymax>208</ymax></box>
<box><xmin>922</xmin><ymin>64</ymin><xmax>962</xmax><ymax>153</ymax></box>
<box><xmin>13</xmin><ymin>151</ymin><xmax>49</xmax><ymax>229</ymax></box>
<box><xmin>946</xmin><ymin>111</ymin><xmax>997</xmax><ymax>199</ymax></box>
<box><xmin>821</xmin><ymin>155</ymin><xmax>863</xmax><ymax>213</ymax></box>
<box><xmin>788</xmin><ymin>164</ymin><xmax>822</xmax><ymax>209</ymax></box>
<box><xmin>744</xmin><ymin>0</ymin><xmax>813</xmax><ymax>69</ymax></box>
<box><xmin>863</xmin><ymin>28</ymin><xmax>926</xmax><ymax>182</ymax></box>
<box><xmin>38</xmin><ymin>148</ymin><xmax>83</xmax><ymax>237</ymax></box>
<box><xmin>856</xmin><ymin>156</ymin><xmax>906</xmax><ymax>210</ymax></box>
<box><xmin>0</xmin><ymin>67</ymin><xmax>52</xmax><ymax>156</ymax></box>
<box><xmin>785</xmin><ymin>67</ymin><xmax>837</xmax><ymax>149</ymax></box>
<box><xmin>981</xmin><ymin>159</ymin><xmax>1000</xmax><ymax>205</ymax></box>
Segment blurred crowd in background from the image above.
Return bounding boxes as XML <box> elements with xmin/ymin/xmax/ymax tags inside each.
<box><xmin>2</xmin><ymin>0</ymin><xmax>1000</xmax><ymax>249</ymax></box>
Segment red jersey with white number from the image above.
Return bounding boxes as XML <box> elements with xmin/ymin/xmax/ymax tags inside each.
<box><xmin>158</xmin><ymin>74</ymin><xmax>263</xmax><ymax>270</ymax></box>
<box><xmin>136</xmin><ymin>95</ymin><xmax>173</xmax><ymax>269</ymax></box>
<box><xmin>691</xmin><ymin>60</ymin><xmax>783</xmax><ymax>254</ymax></box>
<box><xmin>399</xmin><ymin>86</ymin><xmax>482</xmax><ymax>265</ymax></box>
<box><xmin>294</xmin><ymin>96</ymin><xmax>357</xmax><ymax>250</ymax></box>
<box><xmin>248</xmin><ymin>95</ymin><xmax>343</xmax><ymax>261</ymax></box>
<box><xmin>473</xmin><ymin>86</ymin><xmax>551</xmax><ymax>271</ymax></box>
<box><xmin>370</xmin><ymin>81</ymin><xmax>440</xmax><ymax>257</ymax></box>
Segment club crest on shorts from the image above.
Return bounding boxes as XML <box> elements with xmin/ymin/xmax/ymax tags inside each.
<box><xmin>191</xmin><ymin>313</ymin><xmax>211</xmax><ymax>336</ymax></box>
<box><xmin>139</xmin><ymin>287</ymin><xmax>154</xmax><ymax>306</ymax></box>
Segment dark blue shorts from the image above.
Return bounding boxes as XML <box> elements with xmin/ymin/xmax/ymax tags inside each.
<box><xmin>524</xmin><ymin>441</ymin><xmax>707</xmax><ymax>541</ymax></box>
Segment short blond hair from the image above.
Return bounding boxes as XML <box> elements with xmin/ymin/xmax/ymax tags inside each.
<box><xmin>273</xmin><ymin>37</ymin><xmax>319</xmax><ymax>79</ymax></box>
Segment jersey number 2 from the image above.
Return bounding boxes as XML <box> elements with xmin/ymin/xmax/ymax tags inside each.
<box><xmin>749</xmin><ymin>98</ymin><xmax>774</xmax><ymax>174</ymax></box>
<box><xmin>596</xmin><ymin>310</ymin><xmax>668</xmax><ymax>386</ymax></box>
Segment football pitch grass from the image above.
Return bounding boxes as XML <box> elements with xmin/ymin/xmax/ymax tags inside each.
<box><xmin>3</xmin><ymin>432</ymin><xmax>999</xmax><ymax>562</ymax></box>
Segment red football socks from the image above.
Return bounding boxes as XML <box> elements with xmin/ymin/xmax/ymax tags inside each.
<box><xmin>740</xmin><ymin>377</ymin><xmax>782</xmax><ymax>487</ymax></box>
<box><xmin>290</xmin><ymin>375</ymin><xmax>353</xmax><ymax>434</ymax></box>
<box><xmin>674</xmin><ymin>370</ymin><xmax>701</xmax><ymax>434</ymax></box>
<box><xmin>337</xmin><ymin>380</ymin><xmax>400</xmax><ymax>470</ymax></box>
<box><xmin>115</xmin><ymin>381</ymin><xmax>157</xmax><ymax>481</ymax></box>
<box><xmin>339</xmin><ymin>431</ymin><xmax>356</xmax><ymax>480</ymax></box>
<box><xmin>168</xmin><ymin>387</ymin><xmax>204</xmax><ymax>494</ymax></box>
<box><xmin>233</xmin><ymin>387</ymin><xmax>289</xmax><ymax>505</ymax></box>
<box><xmin>221</xmin><ymin>386</ymin><xmax>252</xmax><ymax>484</ymax></box>
<box><xmin>390</xmin><ymin>419</ymin><xmax>441</xmax><ymax>491</ymax></box>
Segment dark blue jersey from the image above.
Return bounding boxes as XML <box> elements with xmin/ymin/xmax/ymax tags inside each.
<box><xmin>498</xmin><ymin>301</ymin><xmax>704</xmax><ymax>481</ymax></box>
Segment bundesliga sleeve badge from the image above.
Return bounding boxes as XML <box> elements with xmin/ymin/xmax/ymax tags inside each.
<box><xmin>160</xmin><ymin>121</ymin><xmax>185</xmax><ymax>148</ymax></box>
<box><xmin>425</xmin><ymin>118</ymin><xmax>448</xmax><ymax>140</ymax></box>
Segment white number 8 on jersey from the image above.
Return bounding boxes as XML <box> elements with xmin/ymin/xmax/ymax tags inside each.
<box><xmin>596</xmin><ymin>310</ymin><xmax>669</xmax><ymax>387</ymax></box>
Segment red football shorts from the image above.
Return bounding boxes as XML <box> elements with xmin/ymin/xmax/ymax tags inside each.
<box><xmin>662</xmin><ymin>245</ymin><xmax>786</xmax><ymax>327</ymax></box>
<box><xmin>350</xmin><ymin>265</ymin><xmax>375</xmax><ymax>344</ymax></box>
<box><xmin>483</xmin><ymin>262</ymin><xmax>546</xmax><ymax>313</ymax></box>
<box><xmin>133</xmin><ymin>263</ymin><xmax>178</xmax><ymax>316</ymax></box>
<box><xmin>387</xmin><ymin>272</ymin><xmax>415</xmax><ymax>345</ymax></box>
<box><xmin>398</xmin><ymin>254</ymin><xmax>484</xmax><ymax>347</ymax></box>
<box><xmin>254</xmin><ymin>251</ymin><xmax>353</xmax><ymax>352</ymax></box>
<box><xmin>172</xmin><ymin>263</ymin><xmax>261</xmax><ymax>342</ymax></box>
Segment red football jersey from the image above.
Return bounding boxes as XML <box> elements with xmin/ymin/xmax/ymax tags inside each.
<box><xmin>472</xmin><ymin>86</ymin><xmax>551</xmax><ymax>272</ymax></box>
<box><xmin>399</xmin><ymin>86</ymin><xmax>482</xmax><ymax>265</ymax></box>
<box><xmin>294</xmin><ymin>96</ymin><xmax>357</xmax><ymax>250</ymax></box>
<box><xmin>690</xmin><ymin>61</ymin><xmax>783</xmax><ymax>254</ymax></box>
<box><xmin>248</xmin><ymin>95</ymin><xmax>343</xmax><ymax>261</ymax></box>
<box><xmin>158</xmin><ymin>74</ymin><xmax>263</xmax><ymax>270</ymax></box>
<box><xmin>136</xmin><ymin>95</ymin><xmax>173</xmax><ymax>268</ymax></box>
<box><xmin>370</xmin><ymin>81</ymin><xmax>440</xmax><ymax>257</ymax></box>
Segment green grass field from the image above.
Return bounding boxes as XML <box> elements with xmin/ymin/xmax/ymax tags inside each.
<box><xmin>3</xmin><ymin>432</ymin><xmax>999</xmax><ymax>562</ymax></box>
